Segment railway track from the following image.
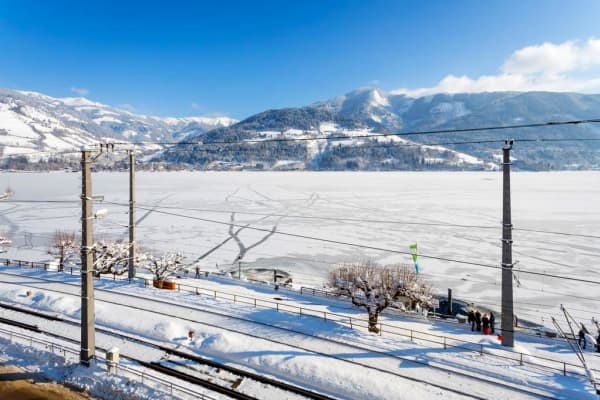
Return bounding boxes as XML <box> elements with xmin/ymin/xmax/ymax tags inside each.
<box><xmin>0</xmin><ymin>270</ymin><xmax>581</xmax><ymax>399</ymax></box>
<box><xmin>0</xmin><ymin>301</ymin><xmax>336</xmax><ymax>400</ymax></box>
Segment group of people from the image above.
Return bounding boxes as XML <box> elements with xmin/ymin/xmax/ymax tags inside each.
<box><xmin>578</xmin><ymin>325</ymin><xmax>600</xmax><ymax>352</ymax></box>
<box><xmin>468</xmin><ymin>309</ymin><xmax>495</xmax><ymax>335</ymax></box>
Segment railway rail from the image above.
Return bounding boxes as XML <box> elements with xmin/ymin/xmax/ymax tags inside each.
<box><xmin>0</xmin><ymin>271</ymin><xmax>583</xmax><ymax>399</ymax></box>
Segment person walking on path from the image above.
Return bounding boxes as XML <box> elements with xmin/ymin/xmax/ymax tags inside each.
<box><xmin>475</xmin><ymin>310</ymin><xmax>482</xmax><ymax>332</ymax></box>
<box><xmin>578</xmin><ymin>327</ymin><xmax>587</xmax><ymax>349</ymax></box>
<box><xmin>195</xmin><ymin>266</ymin><xmax>200</xmax><ymax>278</ymax></box>
<box><xmin>482</xmin><ymin>314</ymin><xmax>490</xmax><ymax>335</ymax></box>
<box><xmin>468</xmin><ymin>310</ymin><xmax>475</xmax><ymax>332</ymax></box>
<box><xmin>489</xmin><ymin>312</ymin><xmax>495</xmax><ymax>334</ymax></box>
<box><xmin>596</xmin><ymin>332</ymin><xmax>600</xmax><ymax>353</ymax></box>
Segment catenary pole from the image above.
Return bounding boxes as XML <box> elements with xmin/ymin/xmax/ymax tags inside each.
<box><xmin>501</xmin><ymin>139</ymin><xmax>515</xmax><ymax>347</ymax></box>
<box><xmin>80</xmin><ymin>150</ymin><xmax>95</xmax><ymax>365</ymax></box>
<box><xmin>128</xmin><ymin>149</ymin><xmax>136</xmax><ymax>280</ymax></box>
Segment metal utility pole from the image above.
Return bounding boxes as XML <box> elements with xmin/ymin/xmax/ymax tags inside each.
<box><xmin>238</xmin><ymin>260</ymin><xmax>242</xmax><ymax>279</ymax></box>
<box><xmin>80</xmin><ymin>150</ymin><xmax>95</xmax><ymax>366</ymax></box>
<box><xmin>501</xmin><ymin>139</ymin><xmax>514</xmax><ymax>347</ymax></box>
<box><xmin>128</xmin><ymin>150</ymin><xmax>136</xmax><ymax>280</ymax></box>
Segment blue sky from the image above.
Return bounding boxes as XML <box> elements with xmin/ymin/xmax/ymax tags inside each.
<box><xmin>0</xmin><ymin>0</ymin><xmax>599</xmax><ymax>119</ymax></box>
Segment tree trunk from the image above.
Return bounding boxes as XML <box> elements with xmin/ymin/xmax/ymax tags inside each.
<box><xmin>59</xmin><ymin>246</ymin><xmax>64</xmax><ymax>272</ymax></box>
<box><xmin>368</xmin><ymin>310</ymin><xmax>380</xmax><ymax>333</ymax></box>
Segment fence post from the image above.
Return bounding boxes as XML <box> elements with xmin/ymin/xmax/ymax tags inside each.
<box><xmin>520</xmin><ymin>353</ymin><xmax>523</xmax><ymax>366</ymax></box>
<box><xmin>254</xmin><ymin>299</ymin><xmax>256</xmax><ymax>307</ymax></box>
<box><xmin>324</xmin><ymin>312</ymin><xmax>327</xmax><ymax>322</ymax></box>
<box><xmin>299</xmin><ymin>307</ymin><xmax>302</xmax><ymax>315</ymax></box>
<box><xmin>410</xmin><ymin>330</ymin><xmax>413</xmax><ymax>341</ymax></box>
<box><xmin>276</xmin><ymin>303</ymin><xmax>279</xmax><ymax>312</ymax></box>
<box><xmin>480</xmin><ymin>344</ymin><xmax>483</xmax><ymax>355</ymax></box>
<box><xmin>214</xmin><ymin>290</ymin><xmax>216</xmax><ymax>298</ymax></box>
<box><xmin>444</xmin><ymin>337</ymin><xmax>447</xmax><ymax>349</ymax></box>
<box><xmin>379</xmin><ymin>324</ymin><xmax>382</xmax><ymax>336</ymax></box>
<box><xmin>233</xmin><ymin>295</ymin><xmax>236</xmax><ymax>303</ymax></box>
<box><xmin>563</xmin><ymin>362</ymin><xmax>566</xmax><ymax>376</ymax></box>
<box><xmin>350</xmin><ymin>317</ymin><xmax>353</xmax><ymax>329</ymax></box>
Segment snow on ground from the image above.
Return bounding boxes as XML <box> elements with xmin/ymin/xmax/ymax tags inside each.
<box><xmin>0</xmin><ymin>171</ymin><xmax>597</xmax><ymax>332</ymax></box>
<box><xmin>0</xmin><ymin>266</ymin><xmax>598</xmax><ymax>399</ymax></box>
<box><xmin>0</xmin><ymin>325</ymin><xmax>190</xmax><ymax>400</ymax></box>
<box><xmin>0</xmin><ymin>268</ymin><xmax>472</xmax><ymax>400</ymax></box>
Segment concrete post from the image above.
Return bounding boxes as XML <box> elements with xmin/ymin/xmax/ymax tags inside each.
<box><xmin>80</xmin><ymin>150</ymin><xmax>95</xmax><ymax>366</ymax></box>
<box><xmin>128</xmin><ymin>150</ymin><xmax>136</xmax><ymax>280</ymax></box>
<box><xmin>501</xmin><ymin>139</ymin><xmax>515</xmax><ymax>347</ymax></box>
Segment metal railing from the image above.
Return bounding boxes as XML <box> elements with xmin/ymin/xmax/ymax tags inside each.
<box><xmin>0</xmin><ymin>325</ymin><xmax>216</xmax><ymax>400</ymax></box>
<box><xmin>2</xmin><ymin>257</ymin><xmax>598</xmax><ymax>380</ymax></box>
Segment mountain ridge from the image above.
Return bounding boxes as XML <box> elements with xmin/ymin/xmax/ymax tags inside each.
<box><xmin>1</xmin><ymin>87</ymin><xmax>600</xmax><ymax>170</ymax></box>
<box><xmin>156</xmin><ymin>89</ymin><xmax>600</xmax><ymax>170</ymax></box>
<box><xmin>0</xmin><ymin>88</ymin><xmax>236</xmax><ymax>159</ymax></box>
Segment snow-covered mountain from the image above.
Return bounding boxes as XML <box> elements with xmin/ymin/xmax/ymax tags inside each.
<box><xmin>157</xmin><ymin>89</ymin><xmax>600</xmax><ymax>170</ymax></box>
<box><xmin>3</xmin><ymin>87</ymin><xmax>600</xmax><ymax>170</ymax></box>
<box><xmin>0</xmin><ymin>88</ymin><xmax>236</xmax><ymax>159</ymax></box>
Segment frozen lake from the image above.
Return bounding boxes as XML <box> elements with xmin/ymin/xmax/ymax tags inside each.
<box><xmin>0</xmin><ymin>171</ymin><xmax>598</xmax><ymax>327</ymax></box>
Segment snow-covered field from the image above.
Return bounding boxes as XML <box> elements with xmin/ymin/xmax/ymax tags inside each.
<box><xmin>0</xmin><ymin>171</ymin><xmax>598</xmax><ymax>329</ymax></box>
<box><xmin>0</xmin><ymin>267</ymin><xmax>597</xmax><ymax>399</ymax></box>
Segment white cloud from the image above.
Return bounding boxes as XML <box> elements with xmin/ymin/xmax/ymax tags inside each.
<box><xmin>70</xmin><ymin>87</ymin><xmax>89</xmax><ymax>96</ymax></box>
<box><xmin>191</xmin><ymin>102</ymin><xmax>202</xmax><ymax>110</ymax></box>
<box><xmin>392</xmin><ymin>38</ymin><xmax>600</xmax><ymax>97</ymax></box>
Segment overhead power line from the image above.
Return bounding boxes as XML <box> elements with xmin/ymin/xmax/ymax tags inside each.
<box><xmin>115</xmin><ymin>200</ymin><xmax>600</xmax><ymax>240</ymax></box>
<box><xmin>0</xmin><ymin>118</ymin><xmax>598</xmax><ymax>160</ymax></box>
<box><xmin>125</xmin><ymin>203</ymin><xmax>600</xmax><ymax>286</ymax></box>
<box><xmin>117</xmin><ymin>118</ymin><xmax>600</xmax><ymax>147</ymax></box>
<box><xmin>3</xmin><ymin>198</ymin><xmax>598</xmax><ymax>240</ymax></box>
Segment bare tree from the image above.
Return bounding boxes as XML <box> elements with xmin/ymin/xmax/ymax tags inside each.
<box><xmin>330</xmin><ymin>262</ymin><xmax>432</xmax><ymax>333</ymax></box>
<box><xmin>49</xmin><ymin>231</ymin><xmax>77</xmax><ymax>272</ymax></box>
<box><xmin>146</xmin><ymin>253</ymin><xmax>184</xmax><ymax>288</ymax></box>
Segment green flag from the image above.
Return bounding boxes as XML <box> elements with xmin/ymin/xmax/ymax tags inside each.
<box><xmin>409</xmin><ymin>243</ymin><xmax>419</xmax><ymax>274</ymax></box>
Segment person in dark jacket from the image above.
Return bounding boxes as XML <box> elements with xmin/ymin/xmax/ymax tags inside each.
<box><xmin>475</xmin><ymin>310</ymin><xmax>482</xmax><ymax>332</ymax></box>
<box><xmin>578</xmin><ymin>327</ymin><xmax>587</xmax><ymax>349</ymax></box>
<box><xmin>468</xmin><ymin>310</ymin><xmax>475</xmax><ymax>332</ymax></box>
<box><xmin>482</xmin><ymin>314</ymin><xmax>490</xmax><ymax>335</ymax></box>
<box><xmin>489</xmin><ymin>312</ymin><xmax>495</xmax><ymax>334</ymax></box>
<box><xmin>597</xmin><ymin>332</ymin><xmax>600</xmax><ymax>353</ymax></box>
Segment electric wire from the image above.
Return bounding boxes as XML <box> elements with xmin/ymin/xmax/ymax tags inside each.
<box><xmin>116</xmin><ymin>118</ymin><xmax>600</xmax><ymax>147</ymax></box>
<box><xmin>119</xmin><ymin>203</ymin><xmax>600</xmax><ymax>286</ymax></box>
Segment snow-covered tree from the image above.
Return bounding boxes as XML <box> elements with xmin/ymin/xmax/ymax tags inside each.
<box><xmin>92</xmin><ymin>240</ymin><xmax>143</xmax><ymax>277</ymax></box>
<box><xmin>48</xmin><ymin>231</ymin><xmax>78</xmax><ymax>272</ymax></box>
<box><xmin>330</xmin><ymin>262</ymin><xmax>432</xmax><ymax>333</ymax></box>
<box><xmin>146</xmin><ymin>253</ymin><xmax>184</xmax><ymax>287</ymax></box>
